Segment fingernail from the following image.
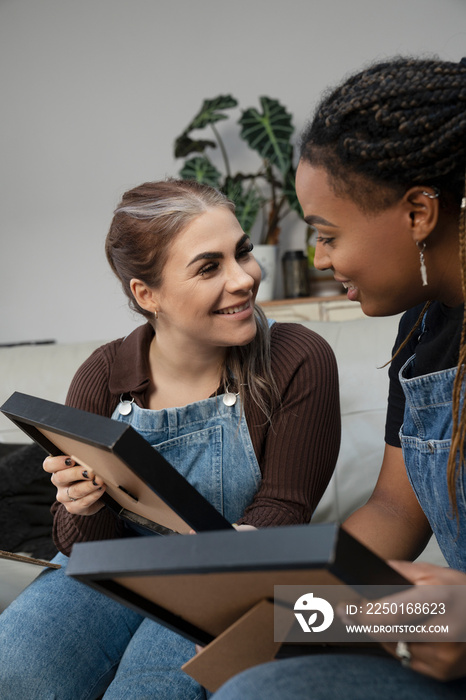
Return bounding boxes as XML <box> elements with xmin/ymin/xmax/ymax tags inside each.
<box><xmin>82</xmin><ymin>470</ymin><xmax>89</xmax><ymax>479</ymax></box>
<box><xmin>65</xmin><ymin>458</ymin><xmax>73</xmax><ymax>466</ymax></box>
<box><xmin>93</xmin><ymin>479</ymin><xmax>98</xmax><ymax>486</ymax></box>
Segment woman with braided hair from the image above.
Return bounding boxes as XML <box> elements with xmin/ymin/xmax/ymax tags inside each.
<box><xmin>212</xmin><ymin>56</ymin><xmax>466</xmax><ymax>698</ymax></box>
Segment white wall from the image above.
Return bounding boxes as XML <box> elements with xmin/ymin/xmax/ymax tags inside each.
<box><xmin>1</xmin><ymin>0</ymin><xmax>465</xmax><ymax>344</ymax></box>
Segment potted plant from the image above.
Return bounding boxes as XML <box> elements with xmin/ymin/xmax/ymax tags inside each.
<box><xmin>173</xmin><ymin>95</ymin><xmax>302</xmax><ymax>300</ymax></box>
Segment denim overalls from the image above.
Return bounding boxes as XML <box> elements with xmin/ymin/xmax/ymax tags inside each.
<box><xmin>111</xmin><ymin>392</ymin><xmax>262</xmax><ymax>526</ymax></box>
<box><xmin>399</xmin><ymin>355</ymin><xmax>466</xmax><ymax>571</ymax></box>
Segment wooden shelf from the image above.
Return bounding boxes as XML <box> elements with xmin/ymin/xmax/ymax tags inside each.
<box><xmin>257</xmin><ymin>295</ymin><xmax>364</xmax><ymax>323</ymax></box>
<box><xmin>259</xmin><ymin>294</ymin><xmax>346</xmax><ymax>307</ymax></box>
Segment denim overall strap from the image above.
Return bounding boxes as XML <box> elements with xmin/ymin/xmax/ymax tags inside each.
<box><xmin>112</xmin><ymin>394</ymin><xmax>261</xmax><ymax>525</ymax></box>
<box><xmin>399</xmin><ymin>356</ymin><xmax>466</xmax><ymax>570</ymax></box>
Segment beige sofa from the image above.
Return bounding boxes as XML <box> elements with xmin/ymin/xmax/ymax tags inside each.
<box><xmin>0</xmin><ymin>315</ymin><xmax>446</xmax><ymax>612</ymax></box>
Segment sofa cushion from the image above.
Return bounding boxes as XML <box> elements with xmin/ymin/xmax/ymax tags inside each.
<box><xmin>303</xmin><ymin>315</ymin><xmax>446</xmax><ymax>566</ymax></box>
<box><xmin>0</xmin><ymin>443</ymin><xmax>56</xmax><ymax>560</ymax></box>
<box><xmin>303</xmin><ymin>315</ymin><xmax>402</xmax><ymax>523</ymax></box>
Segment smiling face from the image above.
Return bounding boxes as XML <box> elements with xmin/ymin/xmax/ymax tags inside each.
<box><xmin>149</xmin><ymin>206</ymin><xmax>261</xmax><ymax>353</ymax></box>
<box><xmin>295</xmin><ymin>160</ymin><xmax>438</xmax><ymax>317</ymax></box>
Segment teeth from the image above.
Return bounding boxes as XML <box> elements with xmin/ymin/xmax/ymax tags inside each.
<box><xmin>342</xmin><ymin>283</ymin><xmax>356</xmax><ymax>290</ymax></box>
<box><xmin>216</xmin><ymin>302</ymin><xmax>249</xmax><ymax>315</ymax></box>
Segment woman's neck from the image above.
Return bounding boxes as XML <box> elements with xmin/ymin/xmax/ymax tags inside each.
<box><xmin>146</xmin><ymin>332</ymin><xmax>226</xmax><ymax>410</ymax></box>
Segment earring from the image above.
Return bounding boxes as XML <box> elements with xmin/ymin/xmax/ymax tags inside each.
<box><xmin>417</xmin><ymin>241</ymin><xmax>428</xmax><ymax>286</ymax></box>
<box><xmin>421</xmin><ymin>187</ymin><xmax>440</xmax><ymax>200</ymax></box>
<box><xmin>154</xmin><ymin>309</ymin><xmax>158</xmax><ymax>320</ymax></box>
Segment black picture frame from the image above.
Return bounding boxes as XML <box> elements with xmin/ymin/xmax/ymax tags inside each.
<box><xmin>0</xmin><ymin>392</ymin><xmax>232</xmax><ymax>535</ymax></box>
<box><xmin>66</xmin><ymin>522</ymin><xmax>411</xmax><ymax>647</ymax></box>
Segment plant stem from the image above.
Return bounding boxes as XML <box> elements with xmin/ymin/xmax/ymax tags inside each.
<box><xmin>265</xmin><ymin>195</ymin><xmax>287</xmax><ymax>244</ymax></box>
<box><xmin>211</xmin><ymin>123</ymin><xmax>231</xmax><ymax>178</ymax></box>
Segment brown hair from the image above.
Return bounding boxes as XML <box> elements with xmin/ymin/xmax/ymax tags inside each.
<box><xmin>300</xmin><ymin>56</ymin><xmax>466</xmax><ymax>514</ymax></box>
<box><xmin>105</xmin><ymin>178</ymin><xmax>279</xmax><ymax>419</ymax></box>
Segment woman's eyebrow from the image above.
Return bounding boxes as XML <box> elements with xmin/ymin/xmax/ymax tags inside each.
<box><xmin>187</xmin><ymin>250</ymin><xmax>223</xmax><ymax>267</ymax></box>
<box><xmin>187</xmin><ymin>234</ymin><xmax>250</xmax><ymax>267</ymax></box>
<box><xmin>304</xmin><ymin>215</ymin><xmax>338</xmax><ymax>228</ymax></box>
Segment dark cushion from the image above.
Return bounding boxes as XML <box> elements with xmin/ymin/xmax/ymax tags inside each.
<box><xmin>0</xmin><ymin>443</ymin><xmax>57</xmax><ymax>560</ymax></box>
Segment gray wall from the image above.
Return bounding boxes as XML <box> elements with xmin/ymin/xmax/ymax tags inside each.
<box><xmin>1</xmin><ymin>0</ymin><xmax>465</xmax><ymax>343</ymax></box>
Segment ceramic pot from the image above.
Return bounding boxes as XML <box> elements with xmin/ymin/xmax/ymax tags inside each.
<box><xmin>254</xmin><ymin>244</ymin><xmax>278</xmax><ymax>302</ymax></box>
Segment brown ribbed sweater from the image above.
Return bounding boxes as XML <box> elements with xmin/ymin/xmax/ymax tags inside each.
<box><xmin>52</xmin><ymin>322</ymin><xmax>340</xmax><ymax>555</ymax></box>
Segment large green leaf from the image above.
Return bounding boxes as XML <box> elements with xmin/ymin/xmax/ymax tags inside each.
<box><xmin>282</xmin><ymin>167</ymin><xmax>302</xmax><ymax>215</ymax></box>
<box><xmin>174</xmin><ymin>134</ymin><xmax>217</xmax><ymax>159</ymax></box>
<box><xmin>224</xmin><ymin>178</ymin><xmax>263</xmax><ymax>235</ymax></box>
<box><xmin>238</xmin><ymin>97</ymin><xmax>294</xmax><ymax>176</ymax></box>
<box><xmin>186</xmin><ymin>95</ymin><xmax>238</xmax><ymax>132</ymax></box>
<box><xmin>179</xmin><ymin>157</ymin><xmax>222</xmax><ymax>188</ymax></box>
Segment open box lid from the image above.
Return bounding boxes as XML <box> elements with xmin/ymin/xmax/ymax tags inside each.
<box><xmin>66</xmin><ymin>523</ymin><xmax>411</xmax><ymax>647</ymax></box>
<box><xmin>0</xmin><ymin>392</ymin><xmax>232</xmax><ymax>536</ymax></box>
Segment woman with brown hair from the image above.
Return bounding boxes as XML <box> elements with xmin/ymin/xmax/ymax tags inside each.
<box><xmin>212</xmin><ymin>56</ymin><xmax>466</xmax><ymax>698</ymax></box>
<box><xmin>0</xmin><ymin>178</ymin><xmax>340</xmax><ymax>699</ymax></box>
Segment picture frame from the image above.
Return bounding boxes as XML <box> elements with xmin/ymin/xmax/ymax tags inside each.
<box><xmin>66</xmin><ymin>522</ymin><xmax>410</xmax><ymax>645</ymax></box>
<box><xmin>0</xmin><ymin>392</ymin><xmax>233</xmax><ymax>535</ymax></box>
<box><xmin>65</xmin><ymin>523</ymin><xmax>411</xmax><ymax>691</ymax></box>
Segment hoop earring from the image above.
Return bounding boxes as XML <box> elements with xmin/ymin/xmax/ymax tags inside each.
<box><xmin>417</xmin><ymin>241</ymin><xmax>428</xmax><ymax>286</ymax></box>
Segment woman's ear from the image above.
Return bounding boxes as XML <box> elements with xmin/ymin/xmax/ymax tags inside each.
<box><xmin>130</xmin><ymin>278</ymin><xmax>158</xmax><ymax>313</ymax></box>
<box><xmin>404</xmin><ymin>186</ymin><xmax>440</xmax><ymax>244</ymax></box>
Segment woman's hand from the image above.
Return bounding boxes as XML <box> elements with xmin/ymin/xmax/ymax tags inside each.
<box><xmin>357</xmin><ymin>561</ymin><xmax>466</xmax><ymax>682</ymax></box>
<box><xmin>43</xmin><ymin>455</ymin><xmax>106</xmax><ymax>516</ymax></box>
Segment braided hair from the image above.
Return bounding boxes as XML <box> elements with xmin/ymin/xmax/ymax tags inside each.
<box><xmin>300</xmin><ymin>56</ymin><xmax>466</xmax><ymax>515</ymax></box>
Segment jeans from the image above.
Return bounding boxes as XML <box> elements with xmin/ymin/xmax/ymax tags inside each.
<box><xmin>0</xmin><ymin>553</ymin><xmax>206</xmax><ymax>700</ymax></box>
<box><xmin>211</xmin><ymin>654</ymin><xmax>466</xmax><ymax>700</ymax></box>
